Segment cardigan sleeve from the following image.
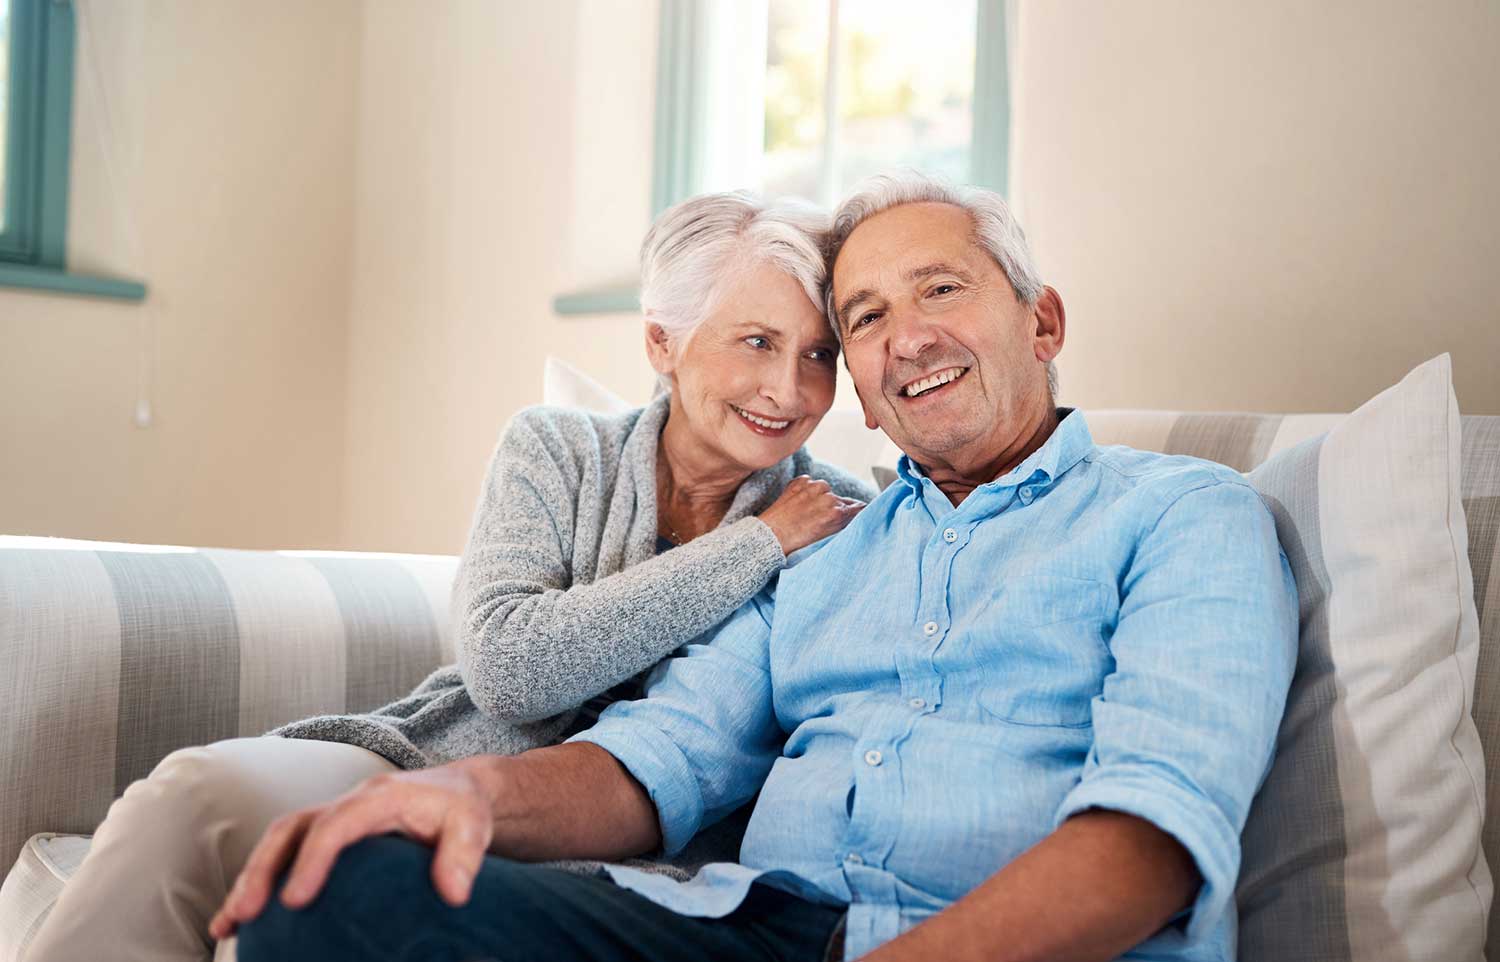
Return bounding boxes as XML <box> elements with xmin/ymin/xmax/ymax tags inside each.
<box><xmin>451</xmin><ymin>408</ymin><xmax>789</xmax><ymax>723</ymax></box>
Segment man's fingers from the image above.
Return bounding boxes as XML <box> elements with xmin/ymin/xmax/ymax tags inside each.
<box><xmin>212</xmin><ymin>810</ymin><xmax>315</xmax><ymax>937</ymax></box>
<box><xmin>279</xmin><ymin>796</ymin><xmax>391</xmax><ymax>908</ymax></box>
<box><xmin>430</xmin><ymin>807</ymin><xmax>491</xmax><ymax>907</ymax></box>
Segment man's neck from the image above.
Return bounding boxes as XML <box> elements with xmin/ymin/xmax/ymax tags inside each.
<box><xmin>920</xmin><ymin>404</ymin><xmax>1061</xmax><ymax>506</ymax></box>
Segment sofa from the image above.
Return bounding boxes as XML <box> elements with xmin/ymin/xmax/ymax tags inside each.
<box><xmin>2</xmin><ymin>357</ymin><xmax>1497</xmax><ymax>961</ymax></box>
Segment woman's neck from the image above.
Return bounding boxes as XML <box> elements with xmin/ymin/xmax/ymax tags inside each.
<box><xmin>656</xmin><ymin>405</ymin><xmax>751</xmax><ymax>539</ymax></box>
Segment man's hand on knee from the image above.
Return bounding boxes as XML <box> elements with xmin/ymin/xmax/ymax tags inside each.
<box><xmin>208</xmin><ymin>758</ymin><xmax>497</xmax><ymax>940</ymax></box>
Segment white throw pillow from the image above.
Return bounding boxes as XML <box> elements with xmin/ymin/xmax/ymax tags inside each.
<box><xmin>1090</xmin><ymin>354</ymin><xmax>1490</xmax><ymax>962</ymax></box>
<box><xmin>542</xmin><ymin>356</ymin><xmax>635</xmax><ymax>414</ymax></box>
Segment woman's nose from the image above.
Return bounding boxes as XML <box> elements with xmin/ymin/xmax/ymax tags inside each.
<box><xmin>760</xmin><ymin>355</ymin><xmax>800</xmax><ymax>406</ymax></box>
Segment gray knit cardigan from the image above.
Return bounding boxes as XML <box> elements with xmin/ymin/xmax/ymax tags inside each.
<box><xmin>271</xmin><ymin>391</ymin><xmax>873</xmax><ymax>773</ymax></box>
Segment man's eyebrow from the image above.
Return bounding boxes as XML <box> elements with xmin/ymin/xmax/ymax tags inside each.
<box><xmin>904</xmin><ymin>262</ymin><xmax>975</xmax><ymax>284</ymax></box>
<box><xmin>835</xmin><ymin>263</ymin><xmax>975</xmax><ymax>329</ymax></box>
<box><xmin>835</xmin><ymin>288</ymin><xmax>880</xmax><ymax>330</ymax></box>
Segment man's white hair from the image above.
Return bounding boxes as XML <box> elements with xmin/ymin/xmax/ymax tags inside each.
<box><xmin>639</xmin><ymin>191</ymin><xmax>832</xmax><ymax>347</ymax></box>
<box><xmin>826</xmin><ymin>170</ymin><xmax>1059</xmax><ymax>398</ymax></box>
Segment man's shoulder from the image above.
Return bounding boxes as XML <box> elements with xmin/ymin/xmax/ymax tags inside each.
<box><xmin>1083</xmin><ymin>442</ymin><xmax>1252</xmax><ymax>503</ymax></box>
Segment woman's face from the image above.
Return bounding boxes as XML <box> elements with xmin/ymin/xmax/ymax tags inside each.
<box><xmin>652</xmin><ymin>261</ymin><xmax>840</xmax><ymax>475</ymax></box>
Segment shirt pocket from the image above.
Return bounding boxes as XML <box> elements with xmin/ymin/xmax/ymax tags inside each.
<box><xmin>973</xmin><ymin>574</ymin><xmax>1113</xmax><ymax>729</ymax></box>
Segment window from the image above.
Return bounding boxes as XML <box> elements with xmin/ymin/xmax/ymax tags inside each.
<box><xmin>555</xmin><ymin>0</ymin><xmax>1011</xmax><ymax>314</ymax></box>
<box><xmin>653</xmin><ymin>0</ymin><xmax>1011</xmax><ymax>215</ymax></box>
<box><xmin>0</xmin><ymin>0</ymin><xmax>143</xmax><ymax>299</ymax></box>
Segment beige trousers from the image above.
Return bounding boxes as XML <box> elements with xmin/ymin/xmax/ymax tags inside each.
<box><xmin>24</xmin><ymin>736</ymin><xmax>397</xmax><ymax>962</ymax></box>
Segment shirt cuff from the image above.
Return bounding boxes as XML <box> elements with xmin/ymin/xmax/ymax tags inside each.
<box><xmin>567</xmin><ymin>720</ymin><xmax>706</xmax><ymax>857</ymax></box>
<box><xmin>1052</xmin><ymin>767</ymin><xmax>1240</xmax><ymax>944</ymax></box>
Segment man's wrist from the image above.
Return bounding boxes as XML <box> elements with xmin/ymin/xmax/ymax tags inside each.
<box><xmin>454</xmin><ymin>753</ymin><xmax>521</xmax><ymax>818</ymax></box>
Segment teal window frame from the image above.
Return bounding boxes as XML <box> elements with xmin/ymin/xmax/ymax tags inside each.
<box><xmin>555</xmin><ymin>0</ymin><xmax>1010</xmax><ymax>316</ymax></box>
<box><xmin>0</xmin><ymin>0</ymin><xmax>144</xmax><ymax>300</ymax></box>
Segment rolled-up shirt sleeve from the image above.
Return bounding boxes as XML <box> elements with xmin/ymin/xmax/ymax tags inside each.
<box><xmin>1051</xmin><ymin>479</ymin><xmax>1299</xmax><ymax>944</ymax></box>
<box><xmin>567</xmin><ymin>589</ymin><xmax>784</xmax><ymax>856</ymax></box>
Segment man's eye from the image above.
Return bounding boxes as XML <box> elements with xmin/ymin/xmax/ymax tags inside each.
<box><xmin>930</xmin><ymin>284</ymin><xmax>958</xmax><ymax>296</ymax></box>
<box><xmin>856</xmin><ymin>312</ymin><xmax>881</xmax><ymax>328</ymax></box>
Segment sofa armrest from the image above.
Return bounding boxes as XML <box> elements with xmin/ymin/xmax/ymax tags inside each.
<box><xmin>0</xmin><ymin>537</ymin><xmax>458</xmax><ymax>875</ymax></box>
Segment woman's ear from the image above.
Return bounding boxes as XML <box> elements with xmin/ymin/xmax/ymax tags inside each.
<box><xmin>644</xmin><ymin>320</ymin><xmax>677</xmax><ymax>378</ymax></box>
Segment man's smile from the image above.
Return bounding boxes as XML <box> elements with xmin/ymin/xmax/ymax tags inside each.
<box><xmin>900</xmin><ymin>366</ymin><xmax>970</xmax><ymax>400</ymax></box>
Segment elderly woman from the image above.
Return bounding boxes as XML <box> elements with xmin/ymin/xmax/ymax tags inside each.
<box><xmin>26</xmin><ymin>192</ymin><xmax>873</xmax><ymax>962</ymax></box>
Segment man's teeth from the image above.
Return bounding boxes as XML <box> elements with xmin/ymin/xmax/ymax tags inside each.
<box><xmin>904</xmin><ymin>367</ymin><xmax>967</xmax><ymax>397</ymax></box>
<box><xmin>734</xmin><ymin>406</ymin><xmax>790</xmax><ymax>430</ymax></box>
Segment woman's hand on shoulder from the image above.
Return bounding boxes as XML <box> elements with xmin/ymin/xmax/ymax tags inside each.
<box><xmin>758</xmin><ymin>475</ymin><xmax>865</xmax><ymax>556</ymax></box>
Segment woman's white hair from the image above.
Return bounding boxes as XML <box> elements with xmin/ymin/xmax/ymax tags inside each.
<box><xmin>826</xmin><ymin>170</ymin><xmax>1059</xmax><ymax>398</ymax></box>
<box><xmin>639</xmin><ymin>191</ymin><xmax>832</xmax><ymax>347</ymax></box>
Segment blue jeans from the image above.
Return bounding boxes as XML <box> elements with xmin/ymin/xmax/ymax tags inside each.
<box><xmin>236</xmin><ymin>835</ymin><xmax>848</xmax><ymax>962</ymax></box>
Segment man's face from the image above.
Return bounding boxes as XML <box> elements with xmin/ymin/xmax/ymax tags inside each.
<box><xmin>831</xmin><ymin>202</ymin><xmax>1059</xmax><ymax>470</ymax></box>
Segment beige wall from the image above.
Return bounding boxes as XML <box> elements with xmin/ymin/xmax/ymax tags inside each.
<box><xmin>0</xmin><ymin>0</ymin><xmax>362</xmax><ymax>549</ymax></box>
<box><xmin>338</xmin><ymin>0</ymin><xmax>658</xmax><ymax>554</ymax></box>
<box><xmin>1012</xmin><ymin>0</ymin><xmax>1500</xmax><ymax>416</ymax></box>
<box><xmin>4</xmin><ymin>1</ymin><xmax>1495</xmax><ymax>554</ymax></box>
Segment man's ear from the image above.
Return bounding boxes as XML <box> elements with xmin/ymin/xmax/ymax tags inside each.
<box><xmin>643</xmin><ymin>320</ymin><xmax>676</xmax><ymax>378</ymax></box>
<box><xmin>1032</xmin><ymin>285</ymin><xmax>1066</xmax><ymax>363</ymax></box>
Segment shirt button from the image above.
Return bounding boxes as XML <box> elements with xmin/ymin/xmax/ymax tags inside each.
<box><xmin>909</xmin><ymin>697</ymin><xmax>926</xmax><ymax>710</ymax></box>
<box><xmin>845</xmin><ymin>853</ymin><xmax>864</xmax><ymax>865</ymax></box>
<box><xmin>922</xmin><ymin>621</ymin><xmax>938</xmax><ymax>637</ymax></box>
<box><xmin>942</xmin><ymin>527</ymin><xmax>957</xmax><ymax>543</ymax></box>
<box><xmin>864</xmin><ymin>749</ymin><xmax>884</xmax><ymax>767</ymax></box>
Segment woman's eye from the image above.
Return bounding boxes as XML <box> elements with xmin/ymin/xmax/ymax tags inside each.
<box><xmin>806</xmin><ymin>349</ymin><xmax>835</xmax><ymax>363</ymax></box>
<box><xmin>745</xmin><ymin>336</ymin><xmax>770</xmax><ymax>349</ymax></box>
<box><xmin>930</xmin><ymin>283</ymin><xmax>958</xmax><ymax>296</ymax></box>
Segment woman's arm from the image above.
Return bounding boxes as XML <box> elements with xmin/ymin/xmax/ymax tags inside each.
<box><xmin>452</xmin><ymin>409</ymin><xmax>788</xmax><ymax>723</ymax></box>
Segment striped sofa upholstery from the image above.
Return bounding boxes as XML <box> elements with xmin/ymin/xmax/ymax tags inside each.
<box><xmin>0</xmin><ymin>541</ymin><xmax>459</xmax><ymax>882</ymax></box>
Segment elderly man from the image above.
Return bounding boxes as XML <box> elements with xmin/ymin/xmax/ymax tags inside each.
<box><xmin>217</xmin><ymin>173</ymin><xmax>1298</xmax><ymax>962</ymax></box>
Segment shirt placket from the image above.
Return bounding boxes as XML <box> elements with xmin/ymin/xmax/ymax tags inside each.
<box><xmin>839</xmin><ymin>491</ymin><xmax>979</xmax><ymax>949</ymax></box>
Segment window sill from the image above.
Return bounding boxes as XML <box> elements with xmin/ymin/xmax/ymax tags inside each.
<box><xmin>0</xmin><ymin>262</ymin><xmax>147</xmax><ymax>301</ymax></box>
<box><xmin>552</xmin><ymin>286</ymin><xmax>639</xmax><ymax>316</ymax></box>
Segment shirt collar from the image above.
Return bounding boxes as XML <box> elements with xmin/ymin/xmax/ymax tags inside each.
<box><xmin>894</xmin><ymin>407</ymin><xmax>1093</xmax><ymax>496</ymax></box>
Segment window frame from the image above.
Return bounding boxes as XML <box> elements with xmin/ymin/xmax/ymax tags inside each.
<box><xmin>1</xmin><ymin>0</ymin><xmax>74</xmax><ymax>266</ymax></box>
<box><xmin>0</xmin><ymin>0</ymin><xmax>145</xmax><ymax>300</ymax></box>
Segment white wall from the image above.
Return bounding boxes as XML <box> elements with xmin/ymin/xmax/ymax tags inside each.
<box><xmin>0</xmin><ymin>0</ymin><xmax>362</xmax><ymax>549</ymax></box>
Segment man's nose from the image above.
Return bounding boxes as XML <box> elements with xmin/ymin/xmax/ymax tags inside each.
<box><xmin>887</xmin><ymin>306</ymin><xmax>937</xmax><ymax>360</ymax></box>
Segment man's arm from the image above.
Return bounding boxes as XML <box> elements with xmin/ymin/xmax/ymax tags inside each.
<box><xmin>472</xmin><ymin>741</ymin><xmax>662</xmax><ymax>860</ymax></box>
<box><xmin>861</xmin><ymin>810</ymin><xmax>1196</xmax><ymax>962</ymax></box>
<box><xmin>870</xmin><ymin>478</ymin><xmax>1299</xmax><ymax>961</ymax></box>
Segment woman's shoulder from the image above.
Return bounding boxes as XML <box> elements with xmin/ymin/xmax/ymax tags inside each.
<box><xmin>501</xmin><ymin>403</ymin><xmax>645</xmax><ymax>462</ymax></box>
<box><xmin>791</xmin><ymin>449</ymin><xmax>879</xmax><ymax>502</ymax></box>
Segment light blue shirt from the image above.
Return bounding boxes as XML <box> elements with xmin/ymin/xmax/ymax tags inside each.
<box><xmin>570</xmin><ymin>410</ymin><xmax>1298</xmax><ymax>961</ymax></box>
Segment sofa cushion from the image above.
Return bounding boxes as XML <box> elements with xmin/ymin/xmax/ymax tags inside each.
<box><xmin>0</xmin><ymin>834</ymin><xmax>90</xmax><ymax>962</ymax></box>
<box><xmin>1089</xmin><ymin>354</ymin><xmax>1492</xmax><ymax>962</ymax></box>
